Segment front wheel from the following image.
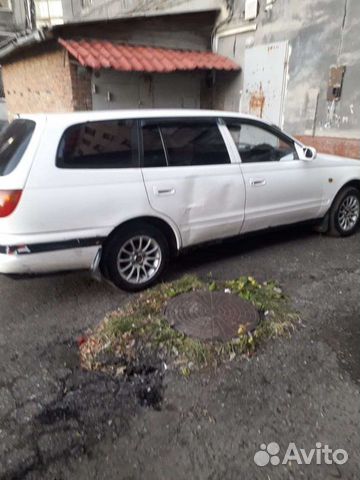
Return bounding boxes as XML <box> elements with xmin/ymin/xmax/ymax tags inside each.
<box><xmin>103</xmin><ymin>224</ymin><xmax>169</xmax><ymax>291</ymax></box>
<box><xmin>328</xmin><ymin>187</ymin><xmax>360</xmax><ymax>237</ymax></box>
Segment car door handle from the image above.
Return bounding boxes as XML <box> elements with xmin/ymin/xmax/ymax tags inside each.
<box><xmin>153</xmin><ymin>187</ymin><xmax>176</xmax><ymax>196</ymax></box>
<box><xmin>250</xmin><ymin>178</ymin><xmax>267</xmax><ymax>187</ymax></box>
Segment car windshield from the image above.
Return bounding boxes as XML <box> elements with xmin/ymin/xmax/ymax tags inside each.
<box><xmin>0</xmin><ymin>119</ymin><xmax>36</xmax><ymax>176</ymax></box>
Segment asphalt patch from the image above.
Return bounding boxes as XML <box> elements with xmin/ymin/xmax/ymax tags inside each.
<box><xmin>1</xmin><ymin>339</ymin><xmax>164</xmax><ymax>480</ymax></box>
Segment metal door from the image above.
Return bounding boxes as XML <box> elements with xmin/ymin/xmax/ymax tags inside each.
<box><xmin>241</xmin><ymin>41</ymin><xmax>289</xmax><ymax>127</ymax></box>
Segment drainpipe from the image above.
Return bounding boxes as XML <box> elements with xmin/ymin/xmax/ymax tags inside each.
<box><xmin>214</xmin><ymin>23</ymin><xmax>257</xmax><ymax>52</ymax></box>
<box><xmin>211</xmin><ymin>0</ymin><xmax>234</xmax><ymax>53</ymax></box>
<box><xmin>0</xmin><ymin>29</ymin><xmax>48</xmax><ymax>61</ymax></box>
<box><xmin>24</xmin><ymin>0</ymin><xmax>36</xmax><ymax>31</ymax></box>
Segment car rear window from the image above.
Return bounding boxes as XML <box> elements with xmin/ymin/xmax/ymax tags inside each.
<box><xmin>0</xmin><ymin>119</ymin><xmax>36</xmax><ymax>176</ymax></box>
<box><xmin>56</xmin><ymin>120</ymin><xmax>137</xmax><ymax>169</ymax></box>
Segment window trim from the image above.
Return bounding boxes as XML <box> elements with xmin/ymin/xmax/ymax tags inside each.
<box><xmin>139</xmin><ymin>117</ymin><xmax>232</xmax><ymax>168</ymax></box>
<box><xmin>223</xmin><ymin>117</ymin><xmax>299</xmax><ymax>163</ymax></box>
<box><xmin>55</xmin><ymin>119</ymin><xmax>139</xmax><ymax>170</ymax></box>
<box><xmin>158</xmin><ymin>127</ymin><xmax>169</xmax><ymax>166</ymax></box>
<box><xmin>137</xmin><ymin>120</ymin><xmax>169</xmax><ymax>168</ymax></box>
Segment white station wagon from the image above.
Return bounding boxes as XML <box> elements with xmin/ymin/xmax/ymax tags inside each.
<box><xmin>0</xmin><ymin>110</ymin><xmax>359</xmax><ymax>291</ymax></box>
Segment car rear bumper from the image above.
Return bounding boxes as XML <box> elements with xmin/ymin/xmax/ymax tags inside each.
<box><xmin>0</xmin><ymin>246</ymin><xmax>100</xmax><ymax>274</ymax></box>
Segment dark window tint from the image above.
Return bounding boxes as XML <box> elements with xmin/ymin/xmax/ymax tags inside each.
<box><xmin>226</xmin><ymin>121</ymin><xmax>297</xmax><ymax>163</ymax></box>
<box><xmin>57</xmin><ymin>120</ymin><xmax>136</xmax><ymax>168</ymax></box>
<box><xmin>0</xmin><ymin>119</ymin><xmax>35</xmax><ymax>176</ymax></box>
<box><xmin>142</xmin><ymin>120</ymin><xmax>230</xmax><ymax>167</ymax></box>
<box><xmin>162</xmin><ymin>122</ymin><xmax>230</xmax><ymax>166</ymax></box>
<box><xmin>142</xmin><ymin>125</ymin><xmax>167</xmax><ymax>168</ymax></box>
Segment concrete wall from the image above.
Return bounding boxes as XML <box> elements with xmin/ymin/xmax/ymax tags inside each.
<box><xmin>0</xmin><ymin>0</ymin><xmax>27</xmax><ymax>33</ymax></box>
<box><xmin>215</xmin><ymin>0</ymin><xmax>360</xmax><ymax>148</ymax></box>
<box><xmin>61</xmin><ymin>0</ymin><xmax>225</xmax><ymax>23</ymax></box>
<box><xmin>56</xmin><ymin>11</ymin><xmax>216</xmax><ymax>51</ymax></box>
<box><xmin>0</xmin><ymin>0</ymin><xmax>64</xmax><ymax>39</ymax></box>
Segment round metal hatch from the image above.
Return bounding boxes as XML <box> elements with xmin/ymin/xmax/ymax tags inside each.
<box><xmin>165</xmin><ymin>291</ymin><xmax>259</xmax><ymax>342</ymax></box>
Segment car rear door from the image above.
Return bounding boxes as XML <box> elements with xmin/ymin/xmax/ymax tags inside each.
<box><xmin>140</xmin><ymin>117</ymin><xmax>246</xmax><ymax>247</ymax></box>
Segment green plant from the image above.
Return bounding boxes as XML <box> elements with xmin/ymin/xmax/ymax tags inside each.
<box><xmin>79</xmin><ymin>275</ymin><xmax>299</xmax><ymax>375</ymax></box>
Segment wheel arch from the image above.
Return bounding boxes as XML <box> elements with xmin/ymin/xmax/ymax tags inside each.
<box><xmin>315</xmin><ymin>179</ymin><xmax>360</xmax><ymax>234</ymax></box>
<box><xmin>102</xmin><ymin>216</ymin><xmax>181</xmax><ymax>259</ymax></box>
<box><xmin>327</xmin><ymin>179</ymin><xmax>360</xmax><ymax>207</ymax></box>
<box><xmin>341</xmin><ymin>179</ymin><xmax>360</xmax><ymax>193</ymax></box>
<box><xmin>327</xmin><ymin>180</ymin><xmax>360</xmax><ymax>236</ymax></box>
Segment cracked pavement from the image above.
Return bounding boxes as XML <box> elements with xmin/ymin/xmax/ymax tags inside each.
<box><xmin>0</xmin><ymin>226</ymin><xmax>359</xmax><ymax>479</ymax></box>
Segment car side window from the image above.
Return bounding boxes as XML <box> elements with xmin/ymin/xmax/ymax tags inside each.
<box><xmin>56</xmin><ymin>120</ymin><xmax>136</xmax><ymax>168</ymax></box>
<box><xmin>225</xmin><ymin>121</ymin><xmax>297</xmax><ymax>163</ymax></box>
<box><xmin>142</xmin><ymin>119</ymin><xmax>230</xmax><ymax>167</ymax></box>
<box><xmin>142</xmin><ymin>125</ymin><xmax>167</xmax><ymax>168</ymax></box>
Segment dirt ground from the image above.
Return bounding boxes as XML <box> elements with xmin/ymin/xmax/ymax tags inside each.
<box><xmin>0</xmin><ymin>226</ymin><xmax>359</xmax><ymax>479</ymax></box>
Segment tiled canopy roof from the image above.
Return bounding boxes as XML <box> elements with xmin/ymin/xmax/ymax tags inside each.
<box><xmin>58</xmin><ymin>38</ymin><xmax>240</xmax><ymax>73</ymax></box>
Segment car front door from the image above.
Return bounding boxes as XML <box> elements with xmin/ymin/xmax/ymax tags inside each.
<box><xmin>140</xmin><ymin>117</ymin><xmax>246</xmax><ymax>247</ymax></box>
<box><xmin>224</xmin><ymin>119</ymin><xmax>324</xmax><ymax>233</ymax></box>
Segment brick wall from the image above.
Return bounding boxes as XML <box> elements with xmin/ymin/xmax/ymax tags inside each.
<box><xmin>69</xmin><ymin>60</ymin><xmax>92</xmax><ymax>111</ymax></box>
<box><xmin>2</xmin><ymin>47</ymin><xmax>92</xmax><ymax>117</ymax></box>
<box><xmin>2</xmin><ymin>49</ymin><xmax>73</xmax><ymax>117</ymax></box>
<box><xmin>297</xmin><ymin>136</ymin><xmax>360</xmax><ymax>160</ymax></box>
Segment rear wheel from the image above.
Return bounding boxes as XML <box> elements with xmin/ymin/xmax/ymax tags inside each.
<box><xmin>328</xmin><ymin>187</ymin><xmax>360</xmax><ymax>237</ymax></box>
<box><xmin>103</xmin><ymin>223</ymin><xmax>169</xmax><ymax>291</ymax></box>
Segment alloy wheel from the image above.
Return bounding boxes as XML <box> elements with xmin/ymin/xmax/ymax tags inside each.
<box><xmin>338</xmin><ymin>194</ymin><xmax>360</xmax><ymax>232</ymax></box>
<box><xmin>117</xmin><ymin>235</ymin><xmax>162</xmax><ymax>285</ymax></box>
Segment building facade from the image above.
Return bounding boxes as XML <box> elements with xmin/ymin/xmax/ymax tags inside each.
<box><xmin>0</xmin><ymin>0</ymin><xmax>359</xmax><ymax>158</ymax></box>
<box><xmin>214</xmin><ymin>0</ymin><xmax>360</xmax><ymax>158</ymax></box>
<box><xmin>0</xmin><ymin>0</ymin><xmax>64</xmax><ymax>124</ymax></box>
<box><xmin>0</xmin><ymin>9</ymin><xmax>238</xmax><ymax>116</ymax></box>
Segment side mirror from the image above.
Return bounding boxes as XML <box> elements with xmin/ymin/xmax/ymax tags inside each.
<box><xmin>297</xmin><ymin>145</ymin><xmax>317</xmax><ymax>161</ymax></box>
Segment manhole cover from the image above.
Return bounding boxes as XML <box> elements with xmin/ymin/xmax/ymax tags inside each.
<box><xmin>165</xmin><ymin>291</ymin><xmax>260</xmax><ymax>342</ymax></box>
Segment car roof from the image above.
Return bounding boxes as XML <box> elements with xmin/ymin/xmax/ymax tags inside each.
<box><xmin>18</xmin><ymin>109</ymin><xmax>302</xmax><ymax>145</ymax></box>
<box><xmin>19</xmin><ymin>109</ymin><xmax>267</xmax><ymax>124</ymax></box>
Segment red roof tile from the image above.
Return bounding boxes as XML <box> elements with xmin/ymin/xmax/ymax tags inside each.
<box><xmin>58</xmin><ymin>38</ymin><xmax>240</xmax><ymax>73</ymax></box>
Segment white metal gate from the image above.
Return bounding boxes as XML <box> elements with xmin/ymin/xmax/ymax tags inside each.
<box><xmin>241</xmin><ymin>41</ymin><xmax>289</xmax><ymax>127</ymax></box>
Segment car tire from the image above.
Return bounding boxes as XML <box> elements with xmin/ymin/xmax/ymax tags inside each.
<box><xmin>328</xmin><ymin>186</ymin><xmax>360</xmax><ymax>237</ymax></box>
<box><xmin>102</xmin><ymin>223</ymin><xmax>170</xmax><ymax>292</ymax></box>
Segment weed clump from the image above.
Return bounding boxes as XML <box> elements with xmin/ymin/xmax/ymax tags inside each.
<box><xmin>79</xmin><ymin>275</ymin><xmax>298</xmax><ymax>376</ymax></box>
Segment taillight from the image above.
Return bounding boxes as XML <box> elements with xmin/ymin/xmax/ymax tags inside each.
<box><xmin>0</xmin><ymin>190</ymin><xmax>22</xmax><ymax>217</ymax></box>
